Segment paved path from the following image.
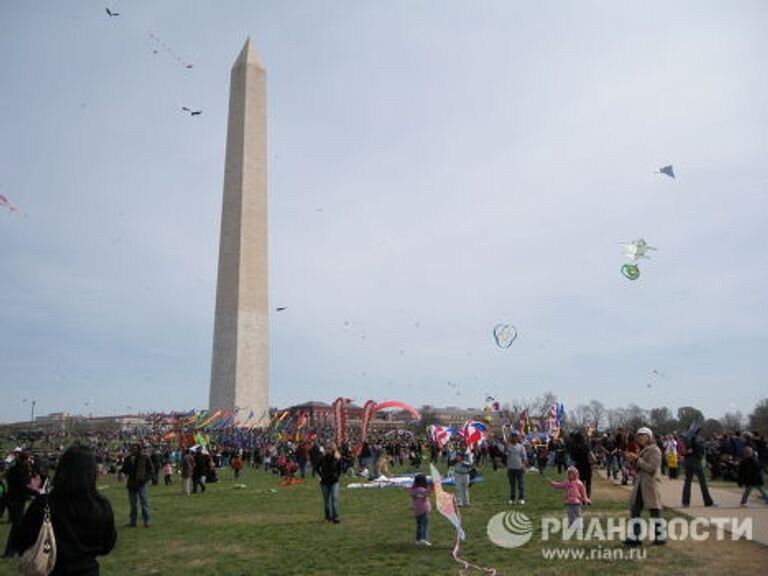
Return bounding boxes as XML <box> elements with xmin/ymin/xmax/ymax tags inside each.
<box><xmin>599</xmin><ymin>470</ymin><xmax>768</xmax><ymax>547</ymax></box>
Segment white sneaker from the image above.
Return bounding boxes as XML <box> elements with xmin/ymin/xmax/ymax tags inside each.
<box><xmin>519</xmin><ymin>499</ymin><xmax>526</xmax><ymax>505</ymax></box>
<box><xmin>416</xmin><ymin>540</ymin><xmax>424</xmax><ymax>546</ymax></box>
<box><xmin>508</xmin><ymin>499</ymin><xmax>516</xmax><ymax>505</ymax></box>
<box><xmin>422</xmin><ymin>540</ymin><xmax>432</xmax><ymax>547</ymax></box>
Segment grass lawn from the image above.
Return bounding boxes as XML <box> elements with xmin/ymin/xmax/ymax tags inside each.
<box><xmin>2</xmin><ymin>463</ymin><xmax>766</xmax><ymax>575</ymax></box>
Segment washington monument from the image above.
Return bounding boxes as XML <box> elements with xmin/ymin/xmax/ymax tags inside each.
<box><xmin>209</xmin><ymin>38</ymin><xmax>269</xmax><ymax>423</ymax></box>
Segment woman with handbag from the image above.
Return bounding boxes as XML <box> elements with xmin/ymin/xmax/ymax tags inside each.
<box><xmin>14</xmin><ymin>445</ymin><xmax>117</xmax><ymax>575</ymax></box>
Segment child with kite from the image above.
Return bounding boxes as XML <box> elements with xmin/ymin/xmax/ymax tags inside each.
<box><xmin>407</xmin><ymin>474</ymin><xmax>433</xmax><ymax>546</ymax></box>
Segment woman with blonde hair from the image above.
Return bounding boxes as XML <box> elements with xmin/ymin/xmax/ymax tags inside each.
<box><xmin>318</xmin><ymin>442</ymin><xmax>342</xmax><ymax>523</ymax></box>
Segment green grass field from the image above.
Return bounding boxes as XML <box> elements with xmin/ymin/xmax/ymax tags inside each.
<box><xmin>1</xmin><ymin>463</ymin><xmax>764</xmax><ymax>575</ymax></box>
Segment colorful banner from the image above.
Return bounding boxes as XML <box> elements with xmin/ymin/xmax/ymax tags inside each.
<box><xmin>360</xmin><ymin>400</ymin><xmax>377</xmax><ymax>444</ymax></box>
<box><xmin>332</xmin><ymin>397</ymin><xmax>350</xmax><ymax>445</ymax></box>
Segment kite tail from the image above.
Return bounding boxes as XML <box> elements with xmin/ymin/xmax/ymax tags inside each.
<box><xmin>451</xmin><ymin>531</ymin><xmax>496</xmax><ymax>576</ymax></box>
<box><xmin>451</xmin><ymin>507</ymin><xmax>496</xmax><ymax>576</ymax></box>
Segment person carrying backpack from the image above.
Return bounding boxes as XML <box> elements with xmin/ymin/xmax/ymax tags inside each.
<box><xmin>120</xmin><ymin>443</ymin><xmax>153</xmax><ymax>527</ymax></box>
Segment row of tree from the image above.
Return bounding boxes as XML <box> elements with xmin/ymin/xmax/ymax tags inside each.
<box><xmin>471</xmin><ymin>393</ymin><xmax>768</xmax><ymax>438</ymax></box>
<box><xmin>566</xmin><ymin>398</ymin><xmax>768</xmax><ymax>437</ymax></box>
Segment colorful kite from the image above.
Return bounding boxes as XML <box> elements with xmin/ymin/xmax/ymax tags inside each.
<box><xmin>493</xmin><ymin>323</ymin><xmax>518</xmax><ymax>348</ymax></box>
<box><xmin>430</xmin><ymin>464</ymin><xmax>464</xmax><ymax>540</ymax></box>
<box><xmin>461</xmin><ymin>421</ymin><xmax>488</xmax><ymax>448</ymax></box>
<box><xmin>430</xmin><ymin>464</ymin><xmax>496</xmax><ymax>575</ymax></box>
<box><xmin>622</xmin><ymin>238</ymin><xmax>657</xmax><ymax>262</ymax></box>
<box><xmin>621</xmin><ymin>263</ymin><xmax>641</xmax><ymax>281</ymax></box>
<box><xmin>428</xmin><ymin>425</ymin><xmax>460</xmax><ymax>448</ymax></box>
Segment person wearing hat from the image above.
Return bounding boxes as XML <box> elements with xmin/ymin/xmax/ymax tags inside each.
<box><xmin>623</xmin><ymin>427</ymin><xmax>665</xmax><ymax>546</ymax></box>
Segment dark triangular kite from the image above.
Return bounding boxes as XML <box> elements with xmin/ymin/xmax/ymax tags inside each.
<box><xmin>659</xmin><ymin>165</ymin><xmax>675</xmax><ymax>179</ymax></box>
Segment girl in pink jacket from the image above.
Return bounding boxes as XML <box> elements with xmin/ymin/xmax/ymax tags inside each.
<box><xmin>550</xmin><ymin>466</ymin><xmax>591</xmax><ymax>527</ymax></box>
<box><xmin>407</xmin><ymin>474</ymin><xmax>433</xmax><ymax>546</ymax></box>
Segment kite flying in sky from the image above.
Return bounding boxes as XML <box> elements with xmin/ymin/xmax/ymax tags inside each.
<box><xmin>622</xmin><ymin>238</ymin><xmax>657</xmax><ymax>262</ymax></box>
<box><xmin>657</xmin><ymin>165</ymin><xmax>675</xmax><ymax>178</ymax></box>
<box><xmin>182</xmin><ymin>107</ymin><xmax>203</xmax><ymax>116</ymax></box>
<box><xmin>493</xmin><ymin>323</ymin><xmax>518</xmax><ymax>348</ymax></box>
<box><xmin>0</xmin><ymin>194</ymin><xmax>20</xmax><ymax>214</ymax></box>
<box><xmin>148</xmin><ymin>31</ymin><xmax>195</xmax><ymax>69</ymax></box>
<box><xmin>621</xmin><ymin>263</ymin><xmax>641</xmax><ymax>281</ymax></box>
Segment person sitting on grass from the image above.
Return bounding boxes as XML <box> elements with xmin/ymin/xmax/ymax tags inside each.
<box><xmin>549</xmin><ymin>466</ymin><xmax>590</xmax><ymax>528</ymax></box>
<box><xmin>737</xmin><ymin>446</ymin><xmax>768</xmax><ymax>507</ymax></box>
<box><xmin>375</xmin><ymin>453</ymin><xmax>393</xmax><ymax>478</ymax></box>
<box><xmin>408</xmin><ymin>474</ymin><xmax>433</xmax><ymax>547</ymax></box>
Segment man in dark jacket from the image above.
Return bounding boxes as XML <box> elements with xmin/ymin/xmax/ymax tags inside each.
<box><xmin>318</xmin><ymin>444</ymin><xmax>342</xmax><ymax>523</ymax></box>
<box><xmin>192</xmin><ymin>449</ymin><xmax>208</xmax><ymax>493</ymax></box>
<box><xmin>121</xmin><ymin>443</ymin><xmax>152</xmax><ymax>527</ymax></box>
<box><xmin>681</xmin><ymin>423</ymin><xmax>716</xmax><ymax>507</ymax></box>
<box><xmin>737</xmin><ymin>446</ymin><xmax>768</xmax><ymax>506</ymax></box>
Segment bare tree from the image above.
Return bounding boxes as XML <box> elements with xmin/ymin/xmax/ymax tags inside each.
<box><xmin>749</xmin><ymin>399</ymin><xmax>768</xmax><ymax>435</ymax></box>
<box><xmin>623</xmin><ymin>404</ymin><xmax>648</xmax><ymax>433</ymax></box>
<box><xmin>607</xmin><ymin>407</ymin><xmax>627</xmax><ymax>430</ymax></box>
<box><xmin>570</xmin><ymin>404</ymin><xmax>591</xmax><ymax>428</ymax></box>
<box><xmin>588</xmin><ymin>400</ymin><xmax>607</xmax><ymax>430</ymax></box>
<box><xmin>649</xmin><ymin>407</ymin><xmax>677</xmax><ymax>436</ymax></box>
<box><xmin>720</xmin><ymin>411</ymin><xmax>745</xmax><ymax>433</ymax></box>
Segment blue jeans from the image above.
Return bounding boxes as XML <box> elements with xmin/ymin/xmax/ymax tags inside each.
<box><xmin>321</xmin><ymin>482</ymin><xmax>340</xmax><ymax>520</ymax></box>
<box><xmin>455</xmin><ymin>472</ymin><xmax>470</xmax><ymax>505</ymax></box>
<box><xmin>415</xmin><ymin>513</ymin><xmax>429</xmax><ymax>541</ymax></box>
<box><xmin>507</xmin><ymin>468</ymin><xmax>524</xmax><ymax>500</ymax></box>
<box><xmin>128</xmin><ymin>484</ymin><xmax>150</xmax><ymax>525</ymax></box>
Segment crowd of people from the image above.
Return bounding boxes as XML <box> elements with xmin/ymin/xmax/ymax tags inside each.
<box><xmin>1</xmin><ymin>422</ymin><xmax>766</xmax><ymax>572</ymax></box>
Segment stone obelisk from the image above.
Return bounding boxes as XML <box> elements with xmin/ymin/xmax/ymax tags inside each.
<box><xmin>209</xmin><ymin>38</ymin><xmax>268</xmax><ymax>423</ymax></box>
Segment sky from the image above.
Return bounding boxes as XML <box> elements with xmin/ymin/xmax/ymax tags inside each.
<box><xmin>1</xmin><ymin>1</ymin><xmax>767</xmax><ymax>424</ymax></box>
